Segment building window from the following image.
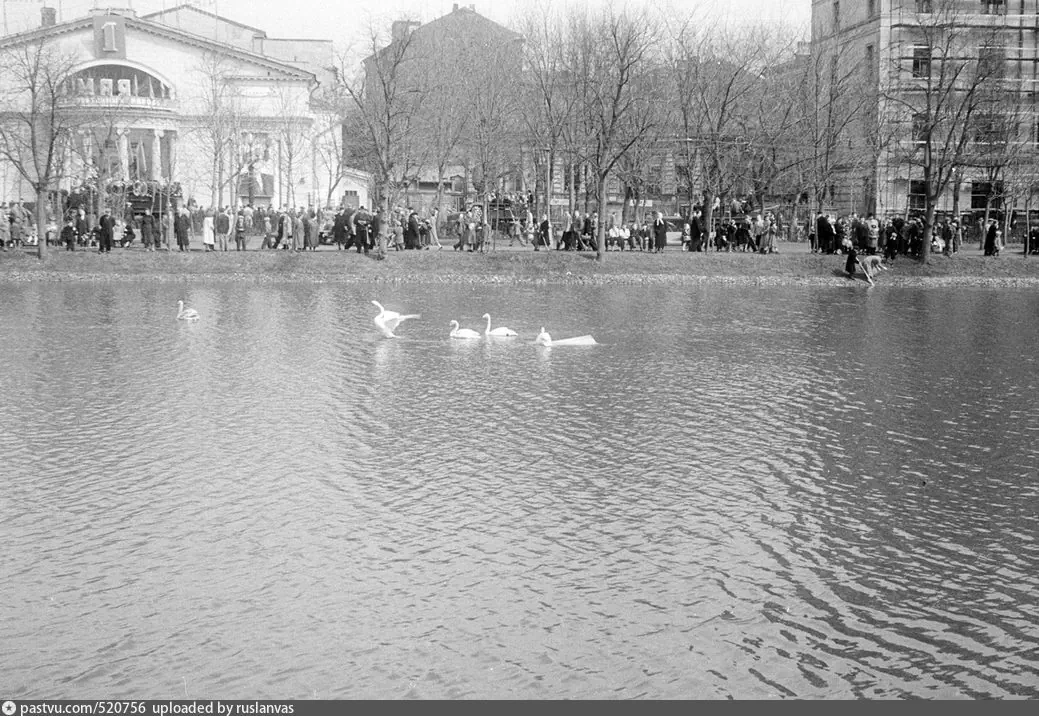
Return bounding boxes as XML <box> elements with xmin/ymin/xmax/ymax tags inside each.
<box><xmin>101</xmin><ymin>22</ymin><xmax>118</xmax><ymax>52</ymax></box>
<box><xmin>867</xmin><ymin>0</ymin><xmax>877</xmax><ymax>16</ymax></box>
<box><xmin>912</xmin><ymin>46</ymin><xmax>931</xmax><ymax>78</ymax></box>
<box><xmin>980</xmin><ymin>0</ymin><xmax>1006</xmax><ymax>15</ymax></box>
<box><xmin>909</xmin><ymin>180</ymin><xmax>927</xmax><ymax>210</ymax></box>
<box><xmin>912</xmin><ymin>113</ymin><xmax>929</xmax><ymax>145</ymax></box>
<box><xmin>971</xmin><ymin>181</ymin><xmax>1003</xmax><ymax>209</ymax></box>
<box><xmin>978</xmin><ymin>46</ymin><xmax>1005</xmax><ymax>79</ymax></box>
<box><xmin>865</xmin><ymin>44</ymin><xmax>875</xmax><ymax>79</ymax></box>
<box><xmin>973</xmin><ymin>114</ymin><xmax>1003</xmax><ymax>145</ymax></box>
<box><xmin>916</xmin><ymin>0</ymin><xmax>933</xmax><ymax>11</ymax></box>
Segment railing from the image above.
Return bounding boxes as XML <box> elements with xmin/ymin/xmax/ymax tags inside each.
<box><xmin>58</xmin><ymin>96</ymin><xmax>179</xmax><ymax>111</ymax></box>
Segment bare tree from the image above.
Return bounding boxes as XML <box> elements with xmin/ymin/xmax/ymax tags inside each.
<box><xmin>566</xmin><ymin>3</ymin><xmax>660</xmax><ymax>260</ymax></box>
<box><xmin>668</xmin><ymin>24</ymin><xmax>764</xmax><ymax>242</ymax></box>
<box><xmin>789</xmin><ymin>36</ymin><xmax>878</xmax><ymax>219</ymax></box>
<box><xmin>310</xmin><ymin>78</ymin><xmax>352</xmax><ymax>208</ymax></box>
<box><xmin>339</xmin><ymin>21</ymin><xmax>426</xmax><ymax>240</ymax></box>
<box><xmin>0</xmin><ymin>39</ymin><xmax>80</xmax><ymax>258</ymax></box>
<box><xmin>268</xmin><ymin>85</ymin><xmax>314</xmax><ymax>209</ymax></box>
<box><xmin>883</xmin><ymin>0</ymin><xmax>1001</xmax><ymax>262</ymax></box>
<box><xmin>454</xmin><ymin>31</ymin><xmax>524</xmax><ymax>246</ymax></box>
<box><xmin>743</xmin><ymin>33</ymin><xmax>811</xmax><ymax>221</ymax></box>
<box><xmin>963</xmin><ymin>66</ymin><xmax>1038</xmax><ymax>250</ymax></box>
<box><xmin>187</xmin><ymin>51</ymin><xmax>257</xmax><ymax>211</ymax></box>
<box><xmin>517</xmin><ymin>4</ymin><xmax>578</xmax><ymax>223</ymax></box>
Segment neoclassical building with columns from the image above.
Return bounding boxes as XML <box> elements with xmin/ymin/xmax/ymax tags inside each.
<box><xmin>0</xmin><ymin>4</ymin><xmax>367</xmax><ymax>215</ymax></box>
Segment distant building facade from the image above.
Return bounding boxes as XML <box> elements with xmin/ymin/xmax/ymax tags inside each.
<box><xmin>811</xmin><ymin>0</ymin><xmax>1039</xmax><ymax>223</ymax></box>
<box><xmin>0</xmin><ymin>4</ymin><xmax>364</xmax><ymax>214</ymax></box>
<box><xmin>360</xmin><ymin>4</ymin><xmax>525</xmax><ymax>215</ymax></box>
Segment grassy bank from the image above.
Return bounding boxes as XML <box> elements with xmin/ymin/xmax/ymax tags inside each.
<box><xmin>2</xmin><ymin>242</ymin><xmax>1038</xmax><ymax>287</ymax></box>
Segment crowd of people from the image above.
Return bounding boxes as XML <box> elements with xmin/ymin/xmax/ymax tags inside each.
<box><xmin>678</xmin><ymin>210</ymin><xmax>782</xmax><ymax>253</ymax></box>
<box><xmin>806</xmin><ymin>211</ymin><xmax>1031</xmax><ymax>260</ymax></box>
<box><xmin>6</xmin><ymin>195</ymin><xmax>1038</xmax><ymax>258</ymax></box>
<box><xmin>0</xmin><ymin>200</ymin><xmax>35</xmax><ymax>250</ymax></box>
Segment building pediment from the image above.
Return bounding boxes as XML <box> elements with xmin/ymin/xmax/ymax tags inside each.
<box><xmin>0</xmin><ymin>11</ymin><xmax>316</xmax><ymax>85</ymax></box>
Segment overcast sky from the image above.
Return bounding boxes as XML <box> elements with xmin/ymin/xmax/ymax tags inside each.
<box><xmin>8</xmin><ymin>0</ymin><xmax>811</xmax><ymax>43</ymax></box>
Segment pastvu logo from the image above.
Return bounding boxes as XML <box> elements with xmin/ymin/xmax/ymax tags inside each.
<box><xmin>2</xmin><ymin>701</ymin><xmax>16</xmax><ymax>716</ymax></box>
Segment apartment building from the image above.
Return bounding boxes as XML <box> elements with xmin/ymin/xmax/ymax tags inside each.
<box><xmin>811</xmin><ymin>0</ymin><xmax>1039</xmax><ymax>225</ymax></box>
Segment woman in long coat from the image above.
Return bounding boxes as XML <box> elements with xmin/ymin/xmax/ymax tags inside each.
<box><xmin>653</xmin><ymin>212</ymin><xmax>667</xmax><ymax>253</ymax></box>
<box><xmin>302</xmin><ymin>212</ymin><xmax>315</xmax><ymax>251</ymax></box>
<box><xmin>140</xmin><ymin>212</ymin><xmax>156</xmax><ymax>250</ymax></box>
<box><xmin>984</xmin><ymin>220</ymin><xmax>998</xmax><ymax>256</ymax></box>
<box><xmin>174</xmin><ymin>208</ymin><xmax>191</xmax><ymax>251</ymax></box>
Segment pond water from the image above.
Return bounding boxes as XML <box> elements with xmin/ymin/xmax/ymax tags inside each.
<box><xmin>1</xmin><ymin>280</ymin><xmax>1038</xmax><ymax>699</ymax></box>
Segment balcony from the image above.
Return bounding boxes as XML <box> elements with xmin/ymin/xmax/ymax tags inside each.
<box><xmin>61</xmin><ymin>64</ymin><xmax>177</xmax><ymax>113</ymax></box>
<box><xmin>59</xmin><ymin>94</ymin><xmax>179</xmax><ymax>112</ymax></box>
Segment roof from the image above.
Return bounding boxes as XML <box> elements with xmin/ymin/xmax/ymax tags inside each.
<box><xmin>364</xmin><ymin>5</ymin><xmax>522</xmax><ymax>65</ymax></box>
<box><xmin>0</xmin><ymin>11</ymin><xmax>315</xmax><ymax>83</ymax></box>
<box><xmin>140</xmin><ymin>4</ymin><xmax>268</xmax><ymax>39</ymax></box>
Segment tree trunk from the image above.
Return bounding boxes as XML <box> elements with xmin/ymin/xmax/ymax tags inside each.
<box><xmin>435</xmin><ymin>167</ymin><xmax>445</xmax><ymax>225</ymax></box>
<box><xmin>595</xmin><ymin>175</ymin><xmax>607</xmax><ymax>262</ymax></box>
<box><xmin>1026</xmin><ymin>194</ymin><xmax>1032</xmax><ymax>256</ymax></box>
<box><xmin>921</xmin><ymin>197</ymin><xmax>935</xmax><ymax>264</ymax></box>
<box><xmin>35</xmin><ymin>187</ymin><xmax>49</xmax><ymax>259</ymax></box>
<box><xmin>378</xmin><ymin>185</ymin><xmax>390</xmax><ymax>258</ymax></box>
<box><xmin>951</xmin><ymin>174</ymin><xmax>961</xmax><ymax>225</ymax></box>
<box><xmin>487</xmin><ymin>190</ymin><xmax>494</xmax><ymax>253</ymax></box>
<box><xmin>983</xmin><ymin>195</ymin><xmax>992</xmax><ymax>250</ymax></box>
<box><xmin>567</xmin><ymin>162</ymin><xmax>575</xmax><ymax>215</ymax></box>
<box><xmin>544</xmin><ymin>151</ymin><xmax>553</xmax><ymax>227</ymax></box>
<box><xmin>1004</xmin><ymin>195</ymin><xmax>1014</xmax><ymax>255</ymax></box>
<box><xmin>701</xmin><ymin>188</ymin><xmax>716</xmax><ymax>249</ymax></box>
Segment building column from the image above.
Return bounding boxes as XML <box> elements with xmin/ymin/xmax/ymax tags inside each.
<box><xmin>117</xmin><ymin>128</ymin><xmax>129</xmax><ymax>181</ymax></box>
<box><xmin>167</xmin><ymin>131</ymin><xmax>177</xmax><ymax>179</ymax></box>
<box><xmin>151</xmin><ymin>129</ymin><xmax>164</xmax><ymax>181</ymax></box>
<box><xmin>273</xmin><ymin>138</ymin><xmax>282</xmax><ymax>208</ymax></box>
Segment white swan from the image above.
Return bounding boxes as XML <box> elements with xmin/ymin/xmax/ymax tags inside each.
<box><xmin>483</xmin><ymin>313</ymin><xmax>518</xmax><ymax>337</ymax></box>
<box><xmin>449</xmin><ymin>320</ymin><xmax>481</xmax><ymax>339</ymax></box>
<box><xmin>535</xmin><ymin>326</ymin><xmax>597</xmax><ymax>347</ymax></box>
<box><xmin>372</xmin><ymin>300</ymin><xmax>420</xmax><ymax>338</ymax></box>
<box><xmin>176</xmin><ymin>300</ymin><xmax>199</xmax><ymax>321</ymax></box>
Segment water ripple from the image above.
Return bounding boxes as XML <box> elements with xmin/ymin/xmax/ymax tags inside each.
<box><xmin>0</xmin><ymin>282</ymin><xmax>1037</xmax><ymax>698</ymax></box>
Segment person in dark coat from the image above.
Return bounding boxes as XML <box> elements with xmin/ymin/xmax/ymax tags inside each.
<box><xmin>843</xmin><ymin>238</ymin><xmax>859</xmax><ymax>278</ymax></box>
<box><xmin>984</xmin><ymin>220</ymin><xmax>998</xmax><ymax>256</ymax></box>
<box><xmin>140</xmin><ymin>212</ymin><xmax>155</xmax><ymax>251</ymax></box>
<box><xmin>61</xmin><ymin>219</ymin><xmax>76</xmax><ymax>251</ymax></box>
<box><xmin>405</xmin><ymin>209</ymin><xmax>420</xmax><ymax>250</ymax></box>
<box><xmin>536</xmin><ymin>214</ymin><xmax>550</xmax><ymax>251</ymax></box>
<box><xmin>174</xmin><ymin>208</ymin><xmax>191</xmax><ymax>251</ymax></box>
<box><xmin>652</xmin><ymin>212</ymin><xmax>667</xmax><ymax>253</ymax></box>
<box><xmin>235</xmin><ymin>210</ymin><xmax>248</xmax><ymax>251</ymax></box>
<box><xmin>352</xmin><ymin>207</ymin><xmax>370</xmax><ymax>254</ymax></box>
<box><xmin>815</xmin><ymin>213</ymin><xmax>833</xmax><ymax>254</ymax></box>
<box><xmin>333</xmin><ymin>208</ymin><xmax>347</xmax><ymax>250</ymax></box>
<box><xmin>689</xmin><ymin>210</ymin><xmax>704</xmax><ymax>252</ymax></box>
<box><xmin>98</xmin><ymin>210</ymin><xmax>115</xmax><ymax>253</ymax></box>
